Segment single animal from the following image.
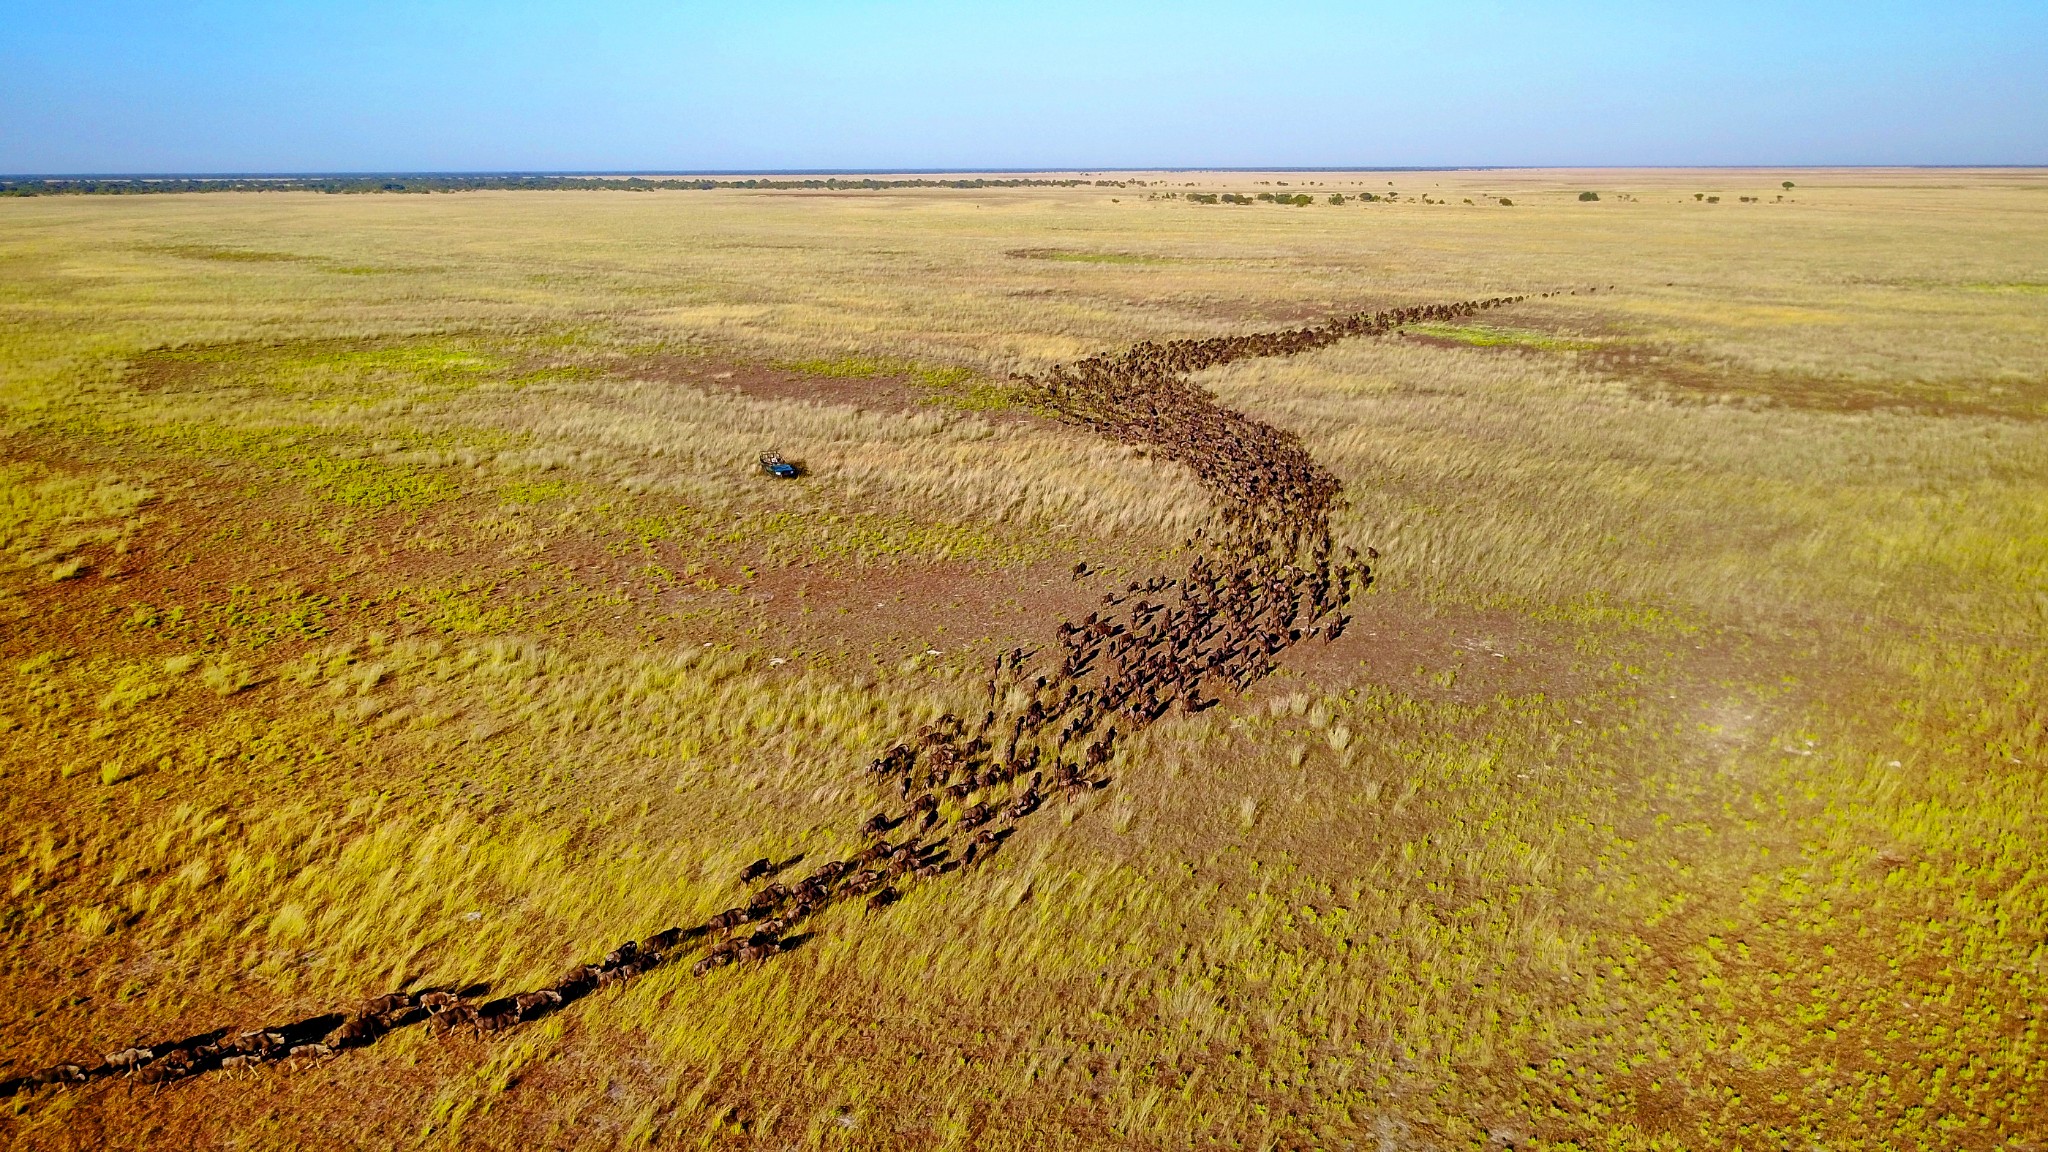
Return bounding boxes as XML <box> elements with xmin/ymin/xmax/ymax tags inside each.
<box><xmin>104</xmin><ymin>1047</ymin><xmax>153</xmax><ymax>1070</ymax></box>
<box><xmin>360</xmin><ymin>991</ymin><xmax>413</xmax><ymax>1016</ymax></box>
<box><xmin>514</xmin><ymin>990</ymin><xmax>563</xmax><ymax>1016</ymax></box>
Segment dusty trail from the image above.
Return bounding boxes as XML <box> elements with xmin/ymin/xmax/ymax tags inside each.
<box><xmin>4</xmin><ymin>291</ymin><xmax>1551</xmax><ymax>1099</ymax></box>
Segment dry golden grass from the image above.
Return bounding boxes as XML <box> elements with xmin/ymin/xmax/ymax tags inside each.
<box><xmin>2</xmin><ymin>168</ymin><xmax>2045</xmax><ymax>1149</ymax></box>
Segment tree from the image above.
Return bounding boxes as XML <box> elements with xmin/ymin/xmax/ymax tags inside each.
<box><xmin>1782</xmin><ymin>180</ymin><xmax>1795</xmax><ymax>190</ymax></box>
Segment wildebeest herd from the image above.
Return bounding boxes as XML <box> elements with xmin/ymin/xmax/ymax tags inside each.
<box><xmin>3</xmin><ymin>290</ymin><xmax>1558</xmax><ymax>1098</ymax></box>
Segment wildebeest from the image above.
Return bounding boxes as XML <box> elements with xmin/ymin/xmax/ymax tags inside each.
<box><xmin>475</xmin><ymin>998</ymin><xmax>522</xmax><ymax>1031</ymax></box>
<box><xmin>514</xmin><ymin>990</ymin><xmax>563</xmax><ymax>1017</ymax></box>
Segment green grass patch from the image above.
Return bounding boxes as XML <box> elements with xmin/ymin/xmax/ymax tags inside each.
<box><xmin>124</xmin><ymin>585</ymin><xmax>337</xmax><ymax>650</ymax></box>
<box><xmin>295</xmin><ymin>455</ymin><xmax>458</xmax><ymax>510</ymax></box>
<box><xmin>779</xmin><ymin>354</ymin><xmax>896</xmax><ymax>379</ymax></box>
<box><xmin>143</xmin><ymin>244</ymin><xmax>321</xmax><ymax>264</ymax></box>
<box><xmin>120</xmin><ymin>580</ymin><xmax>527</xmax><ymax>651</ymax></box>
<box><xmin>1408</xmin><ymin>323</ymin><xmax>1603</xmax><ymax>353</ymax></box>
<box><xmin>498</xmin><ymin>479</ymin><xmax>574</xmax><ymax>505</ymax></box>
<box><xmin>129</xmin><ymin>337</ymin><xmax>510</xmax><ymax>406</ymax></box>
<box><xmin>918</xmin><ymin>376</ymin><xmax>1021</xmax><ymax>413</ymax></box>
<box><xmin>410</xmin><ymin>583</ymin><xmax>519</xmax><ymax>635</ymax></box>
<box><xmin>140</xmin><ymin>246</ymin><xmax>410</xmax><ymax>276</ymax></box>
<box><xmin>1528</xmin><ymin>592</ymin><xmax>1703</xmax><ymax>636</ymax></box>
<box><xmin>910</xmin><ymin>364</ymin><xmax>1025</xmax><ymax>412</ymax></box>
<box><xmin>506</xmin><ymin>365</ymin><xmax>606</xmax><ymax>387</ymax></box>
<box><xmin>776</xmin><ymin>355</ymin><xmax>1021</xmax><ymax>412</ymax></box>
<box><xmin>206</xmin><ymin>586</ymin><xmax>337</xmax><ymax>648</ymax></box>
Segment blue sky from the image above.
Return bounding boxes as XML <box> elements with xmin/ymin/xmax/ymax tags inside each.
<box><xmin>2</xmin><ymin>1</ymin><xmax>2043</xmax><ymax>173</ymax></box>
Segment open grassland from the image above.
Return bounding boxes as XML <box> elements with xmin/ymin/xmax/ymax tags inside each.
<box><xmin>2</xmin><ymin>169</ymin><xmax>2046</xmax><ymax>1150</ymax></box>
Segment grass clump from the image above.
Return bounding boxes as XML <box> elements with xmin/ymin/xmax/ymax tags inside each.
<box><xmin>199</xmin><ymin>658</ymin><xmax>257</xmax><ymax>696</ymax></box>
<box><xmin>0</xmin><ymin>463</ymin><xmax>152</xmax><ymax>574</ymax></box>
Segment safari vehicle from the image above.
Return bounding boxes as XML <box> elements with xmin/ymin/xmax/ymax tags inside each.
<box><xmin>758</xmin><ymin>451</ymin><xmax>802</xmax><ymax>479</ymax></box>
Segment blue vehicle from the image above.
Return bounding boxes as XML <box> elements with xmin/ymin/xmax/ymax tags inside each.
<box><xmin>759</xmin><ymin>451</ymin><xmax>802</xmax><ymax>479</ymax></box>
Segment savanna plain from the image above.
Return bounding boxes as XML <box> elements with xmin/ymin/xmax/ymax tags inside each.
<box><xmin>1</xmin><ymin>168</ymin><xmax>2045</xmax><ymax>1150</ymax></box>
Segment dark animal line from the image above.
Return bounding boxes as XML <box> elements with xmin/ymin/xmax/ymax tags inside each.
<box><xmin>2</xmin><ymin>289</ymin><xmax>1570</xmax><ymax>1099</ymax></box>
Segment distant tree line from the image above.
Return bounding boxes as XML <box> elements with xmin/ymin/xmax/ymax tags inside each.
<box><xmin>0</xmin><ymin>175</ymin><xmax>1143</xmax><ymax>197</ymax></box>
<box><xmin>1155</xmin><ymin>189</ymin><xmax>1442</xmax><ymax>207</ymax></box>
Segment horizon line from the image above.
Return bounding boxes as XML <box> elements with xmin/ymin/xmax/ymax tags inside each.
<box><xmin>5</xmin><ymin>164</ymin><xmax>2045</xmax><ymax>181</ymax></box>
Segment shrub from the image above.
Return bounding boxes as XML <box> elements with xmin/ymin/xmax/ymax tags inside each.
<box><xmin>1187</xmin><ymin>192</ymin><xmax>1218</xmax><ymax>204</ymax></box>
<box><xmin>1498</xmin><ymin>198</ymin><xmax>1513</xmax><ymax>206</ymax></box>
<box><xmin>1579</xmin><ymin>191</ymin><xmax>1600</xmax><ymax>201</ymax></box>
<box><xmin>71</xmin><ymin>905</ymin><xmax>116</xmax><ymax>938</ymax></box>
<box><xmin>1221</xmin><ymin>193</ymin><xmax>1252</xmax><ymax>204</ymax></box>
<box><xmin>202</xmin><ymin>658</ymin><xmax>257</xmax><ymax>696</ymax></box>
<box><xmin>1783</xmin><ymin>180</ymin><xmax>1795</xmax><ymax>189</ymax></box>
<box><xmin>1328</xmin><ymin>194</ymin><xmax>1346</xmax><ymax>205</ymax></box>
<box><xmin>1706</xmin><ymin>195</ymin><xmax>1721</xmax><ymax>203</ymax></box>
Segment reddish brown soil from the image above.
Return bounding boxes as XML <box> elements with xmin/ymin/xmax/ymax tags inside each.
<box><xmin>737</xmin><ymin>558</ymin><xmax>1128</xmax><ymax>664</ymax></box>
<box><xmin>620</xmin><ymin>353</ymin><xmax>1052</xmax><ymax>429</ymax></box>
<box><xmin>1274</xmin><ymin>591</ymin><xmax>1594</xmax><ymax>704</ymax></box>
<box><xmin>631</xmin><ymin>354</ymin><xmax>932</xmax><ymax>412</ymax></box>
